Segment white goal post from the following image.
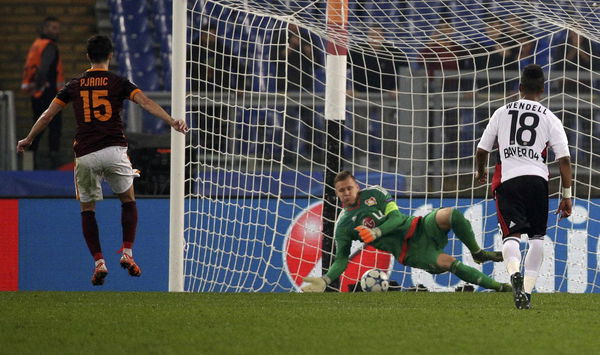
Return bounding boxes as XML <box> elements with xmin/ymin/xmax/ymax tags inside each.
<box><xmin>169</xmin><ymin>0</ymin><xmax>187</xmax><ymax>292</ymax></box>
<box><xmin>170</xmin><ymin>0</ymin><xmax>600</xmax><ymax>292</ymax></box>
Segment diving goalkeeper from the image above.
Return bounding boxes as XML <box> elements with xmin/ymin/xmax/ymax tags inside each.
<box><xmin>302</xmin><ymin>171</ymin><xmax>511</xmax><ymax>292</ymax></box>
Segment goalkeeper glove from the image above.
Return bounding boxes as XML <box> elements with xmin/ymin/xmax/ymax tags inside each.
<box><xmin>301</xmin><ymin>276</ymin><xmax>330</xmax><ymax>293</ymax></box>
<box><xmin>354</xmin><ymin>226</ymin><xmax>382</xmax><ymax>243</ymax></box>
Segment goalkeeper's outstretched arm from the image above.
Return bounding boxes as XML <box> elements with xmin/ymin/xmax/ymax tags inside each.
<box><xmin>301</xmin><ymin>238</ymin><xmax>351</xmax><ymax>292</ymax></box>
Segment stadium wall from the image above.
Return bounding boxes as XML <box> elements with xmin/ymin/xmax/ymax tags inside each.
<box><xmin>1</xmin><ymin>197</ymin><xmax>599</xmax><ymax>292</ymax></box>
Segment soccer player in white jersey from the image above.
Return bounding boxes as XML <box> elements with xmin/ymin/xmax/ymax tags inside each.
<box><xmin>475</xmin><ymin>64</ymin><xmax>572</xmax><ymax>309</ymax></box>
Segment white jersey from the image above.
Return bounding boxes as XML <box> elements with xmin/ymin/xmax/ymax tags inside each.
<box><xmin>477</xmin><ymin>98</ymin><xmax>570</xmax><ymax>183</ymax></box>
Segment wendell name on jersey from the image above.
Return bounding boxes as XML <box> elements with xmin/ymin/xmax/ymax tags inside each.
<box><xmin>504</xmin><ymin>101</ymin><xmax>547</xmax><ymax>115</ymax></box>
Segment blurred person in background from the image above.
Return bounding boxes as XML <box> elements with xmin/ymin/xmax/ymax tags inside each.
<box><xmin>21</xmin><ymin>17</ymin><xmax>63</xmax><ymax>169</ymax></box>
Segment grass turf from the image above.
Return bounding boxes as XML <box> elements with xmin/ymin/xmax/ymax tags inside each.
<box><xmin>0</xmin><ymin>292</ymin><xmax>598</xmax><ymax>354</ymax></box>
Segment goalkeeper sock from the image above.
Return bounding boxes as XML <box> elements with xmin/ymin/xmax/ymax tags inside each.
<box><xmin>450</xmin><ymin>260</ymin><xmax>503</xmax><ymax>291</ymax></box>
<box><xmin>121</xmin><ymin>201</ymin><xmax>138</xmax><ymax>247</ymax></box>
<box><xmin>502</xmin><ymin>237</ymin><xmax>521</xmax><ymax>275</ymax></box>
<box><xmin>450</xmin><ymin>209</ymin><xmax>481</xmax><ymax>255</ymax></box>
<box><xmin>81</xmin><ymin>211</ymin><xmax>102</xmax><ymax>258</ymax></box>
<box><xmin>524</xmin><ymin>238</ymin><xmax>544</xmax><ymax>294</ymax></box>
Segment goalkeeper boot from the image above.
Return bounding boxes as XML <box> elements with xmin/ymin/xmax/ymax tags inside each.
<box><xmin>91</xmin><ymin>261</ymin><xmax>108</xmax><ymax>286</ymax></box>
<box><xmin>472</xmin><ymin>250</ymin><xmax>504</xmax><ymax>264</ymax></box>
<box><xmin>120</xmin><ymin>253</ymin><xmax>142</xmax><ymax>277</ymax></box>
<box><xmin>510</xmin><ymin>272</ymin><xmax>530</xmax><ymax>310</ymax></box>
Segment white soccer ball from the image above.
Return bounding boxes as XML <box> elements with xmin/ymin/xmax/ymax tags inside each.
<box><xmin>360</xmin><ymin>268</ymin><xmax>390</xmax><ymax>292</ymax></box>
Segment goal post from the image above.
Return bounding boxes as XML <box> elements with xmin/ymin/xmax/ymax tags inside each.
<box><xmin>172</xmin><ymin>0</ymin><xmax>600</xmax><ymax>293</ymax></box>
<box><xmin>168</xmin><ymin>0</ymin><xmax>187</xmax><ymax>292</ymax></box>
<box><xmin>322</xmin><ymin>0</ymin><xmax>348</xmax><ymax>287</ymax></box>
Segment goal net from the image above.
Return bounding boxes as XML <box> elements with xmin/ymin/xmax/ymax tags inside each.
<box><xmin>177</xmin><ymin>0</ymin><xmax>600</xmax><ymax>292</ymax></box>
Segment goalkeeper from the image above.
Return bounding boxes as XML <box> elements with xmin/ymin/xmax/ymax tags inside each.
<box><xmin>303</xmin><ymin>171</ymin><xmax>511</xmax><ymax>292</ymax></box>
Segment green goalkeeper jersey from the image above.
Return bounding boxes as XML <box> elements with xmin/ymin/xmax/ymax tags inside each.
<box><xmin>324</xmin><ymin>186</ymin><xmax>417</xmax><ymax>282</ymax></box>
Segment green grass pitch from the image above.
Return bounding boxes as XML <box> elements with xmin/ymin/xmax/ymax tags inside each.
<box><xmin>0</xmin><ymin>292</ymin><xmax>598</xmax><ymax>354</ymax></box>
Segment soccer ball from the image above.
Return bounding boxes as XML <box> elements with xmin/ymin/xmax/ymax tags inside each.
<box><xmin>360</xmin><ymin>269</ymin><xmax>389</xmax><ymax>292</ymax></box>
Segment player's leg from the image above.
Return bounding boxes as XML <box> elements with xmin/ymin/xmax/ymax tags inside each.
<box><xmin>75</xmin><ymin>153</ymin><xmax>107</xmax><ymax>285</ymax></box>
<box><xmin>436</xmin><ymin>253</ymin><xmax>511</xmax><ymax>292</ymax></box>
<box><xmin>116</xmin><ymin>185</ymin><xmax>141</xmax><ymax>276</ymax></box>
<box><xmin>522</xmin><ymin>177</ymin><xmax>549</xmax><ymax>306</ymax></box>
<box><xmin>435</xmin><ymin>207</ymin><xmax>502</xmax><ymax>264</ymax></box>
<box><xmin>81</xmin><ymin>201</ymin><xmax>107</xmax><ymax>286</ymax></box>
<box><xmin>104</xmin><ymin>146</ymin><xmax>141</xmax><ymax>277</ymax></box>
<box><xmin>404</xmin><ymin>221</ymin><xmax>510</xmax><ymax>292</ymax></box>
<box><xmin>117</xmin><ymin>185</ymin><xmax>137</xmax><ymax>256</ymax></box>
<box><xmin>496</xmin><ymin>178</ymin><xmax>531</xmax><ymax>309</ymax></box>
<box><xmin>523</xmin><ymin>236</ymin><xmax>543</xmax><ymax>304</ymax></box>
<box><xmin>502</xmin><ymin>233</ymin><xmax>529</xmax><ymax>309</ymax></box>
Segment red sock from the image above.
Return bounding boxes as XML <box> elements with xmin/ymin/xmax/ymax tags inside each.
<box><xmin>81</xmin><ymin>211</ymin><xmax>102</xmax><ymax>257</ymax></box>
<box><xmin>121</xmin><ymin>201</ymin><xmax>138</xmax><ymax>248</ymax></box>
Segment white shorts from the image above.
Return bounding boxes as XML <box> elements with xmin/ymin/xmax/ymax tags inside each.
<box><xmin>75</xmin><ymin>146</ymin><xmax>140</xmax><ymax>203</ymax></box>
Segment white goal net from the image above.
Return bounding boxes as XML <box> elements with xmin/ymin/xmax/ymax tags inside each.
<box><xmin>178</xmin><ymin>0</ymin><xmax>600</xmax><ymax>292</ymax></box>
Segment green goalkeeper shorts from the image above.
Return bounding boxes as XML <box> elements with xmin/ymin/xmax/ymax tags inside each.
<box><xmin>403</xmin><ymin>208</ymin><xmax>450</xmax><ymax>274</ymax></box>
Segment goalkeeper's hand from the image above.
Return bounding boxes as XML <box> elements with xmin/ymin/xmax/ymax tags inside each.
<box><xmin>354</xmin><ymin>226</ymin><xmax>382</xmax><ymax>243</ymax></box>
<box><xmin>301</xmin><ymin>277</ymin><xmax>327</xmax><ymax>293</ymax></box>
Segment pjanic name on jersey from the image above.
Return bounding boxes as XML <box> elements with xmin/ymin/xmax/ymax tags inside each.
<box><xmin>80</xmin><ymin>77</ymin><xmax>108</xmax><ymax>87</ymax></box>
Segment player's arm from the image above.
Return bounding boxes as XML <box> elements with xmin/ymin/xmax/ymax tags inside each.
<box><xmin>557</xmin><ymin>156</ymin><xmax>573</xmax><ymax>219</ymax></box>
<box><xmin>302</xmin><ymin>236</ymin><xmax>350</xmax><ymax>293</ymax></box>
<box><xmin>549</xmin><ymin>116</ymin><xmax>573</xmax><ymax>220</ymax></box>
<box><xmin>475</xmin><ymin>148</ymin><xmax>490</xmax><ymax>184</ymax></box>
<box><xmin>355</xmin><ymin>189</ymin><xmax>406</xmax><ymax>243</ymax></box>
<box><xmin>554</xmin><ymin>154</ymin><xmax>573</xmax><ymax>221</ymax></box>
<box><xmin>356</xmin><ymin>203</ymin><xmax>404</xmax><ymax>243</ymax></box>
<box><xmin>377</xmin><ymin>205</ymin><xmax>404</xmax><ymax>235</ymax></box>
<box><xmin>132</xmin><ymin>91</ymin><xmax>188</xmax><ymax>134</ymax></box>
<box><xmin>17</xmin><ymin>101</ymin><xmax>64</xmax><ymax>152</ymax></box>
<box><xmin>474</xmin><ymin>110</ymin><xmax>499</xmax><ymax>184</ymax></box>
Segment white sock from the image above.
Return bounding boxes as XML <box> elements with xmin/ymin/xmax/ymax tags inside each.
<box><xmin>95</xmin><ymin>258</ymin><xmax>105</xmax><ymax>267</ymax></box>
<box><xmin>122</xmin><ymin>248</ymin><xmax>133</xmax><ymax>257</ymax></box>
<box><xmin>524</xmin><ymin>238</ymin><xmax>544</xmax><ymax>294</ymax></box>
<box><xmin>502</xmin><ymin>238</ymin><xmax>521</xmax><ymax>275</ymax></box>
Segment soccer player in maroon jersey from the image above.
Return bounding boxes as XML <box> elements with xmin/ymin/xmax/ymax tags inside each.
<box><xmin>17</xmin><ymin>35</ymin><xmax>188</xmax><ymax>286</ymax></box>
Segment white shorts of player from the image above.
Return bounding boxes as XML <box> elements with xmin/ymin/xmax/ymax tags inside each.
<box><xmin>75</xmin><ymin>146</ymin><xmax>140</xmax><ymax>203</ymax></box>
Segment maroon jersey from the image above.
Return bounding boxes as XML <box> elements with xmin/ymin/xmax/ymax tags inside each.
<box><xmin>53</xmin><ymin>68</ymin><xmax>141</xmax><ymax>157</ymax></box>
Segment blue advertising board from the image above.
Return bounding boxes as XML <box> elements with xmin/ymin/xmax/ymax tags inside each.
<box><xmin>18</xmin><ymin>199</ymin><xmax>169</xmax><ymax>291</ymax></box>
<box><xmin>16</xmin><ymin>197</ymin><xmax>600</xmax><ymax>292</ymax></box>
<box><xmin>184</xmin><ymin>197</ymin><xmax>600</xmax><ymax>293</ymax></box>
